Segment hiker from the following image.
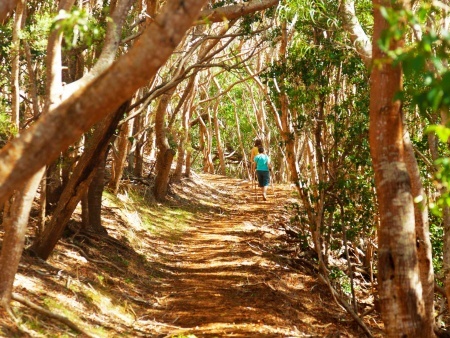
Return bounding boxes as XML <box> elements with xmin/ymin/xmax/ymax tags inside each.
<box><xmin>254</xmin><ymin>146</ymin><xmax>272</xmax><ymax>201</ymax></box>
<box><xmin>250</xmin><ymin>138</ymin><xmax>262</xmax><ymax>176</ymax></box>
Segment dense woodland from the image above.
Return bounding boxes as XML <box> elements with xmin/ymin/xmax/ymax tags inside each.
<box><xmin>0</xmin><ymin>0</ymin><xmax>450</xmax><ymax>336</ymax></box>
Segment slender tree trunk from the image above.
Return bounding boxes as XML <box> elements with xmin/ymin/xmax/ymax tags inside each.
<box><xmin>0</xmin><ymin>1</ymin><xmax>37</xmax><ymax>309</ymax></box>
<box><xmin>154</xmin><ymin>89</ymin><xmax>176</xmax><ymax>201</ymax></box>
<box><xmin>81</xmin><ymin>191</ymin><xmax>89</xmax><ymax>229</ymax></box>
<box><xmin>85</xmin><ymin>150</ymin><xmax>108</xmax><ymax>234</ymax></box>
<box><xmin>184</xmin><ymin>146</ymin><xmax>192</xmax><ymax>178</ymax></box>
<box><xmin>0</xmin><ymin>170</ymin><xmax>43</xmax><ymax>306</ymax></box>
<box><xmin>233</xmin><ymin>103</ymin><xmax>250</xmax><ymax>179</ymax></box>
<box><xmin>212</xmin><ymin>79</ymin><xmax>226</xmax><ymax>175</ymax></box>
<box><xmin>174</xmin><ymin>103</ymin><xmax>192</xmax><ymax>182</ymax></box>
<box><xmin>10</xmin><ymin>0</ymin><xmax>24</xmax><ymax>127</ymax></box>
<box><xmin>23</xmin><ymin>41</ymin><xmax>40</xmax><ymax>118</ymax></box>
<box><xmin>109</xmin><ymin>120</ymin><xmax>131</xmax><ymax>194</ymax></box>
<box><xmin>370</xmin><ymin>1</ymin><xmax>433</xmax><ymax>335</ymax></box>
<box><xmin>173</xmin><ymin>77</ymin><xmax>196</xmax><ymax>182</ymax></box>
<box><xmin>403</xmin><ymin>128</ymin><xmax>434</xmax><ymax>326</ymax></box>
<box><xmin>134</xmin><ymin>115</ymin><xmax>145</xmax><ymax>177</ymax></box>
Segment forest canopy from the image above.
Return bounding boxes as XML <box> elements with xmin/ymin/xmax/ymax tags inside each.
<box><xmin>1</xmin><ymin>0</ymin><xmax>450</xmax><ymax>336</ymax></box>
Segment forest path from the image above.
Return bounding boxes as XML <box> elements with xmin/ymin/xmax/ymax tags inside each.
<box><xmin>138</xmin><ymin>173</ymin><xmax>361</xmax><ymax>337</ymax></box>
<box><xmin>0</xmin><ymin>173</ymin><xmax>370</xmax><ymax>338</ymax></box>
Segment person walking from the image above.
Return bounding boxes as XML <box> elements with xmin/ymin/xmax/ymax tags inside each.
<box><xmin>254</xmin><ymin>146</ymin><xmax>271</xmax><ymax>201</ymax></box>
<box><xmin>250</xmin><ymin>138</ymin><xmax>262</xmax><ymax>175</ymax></box>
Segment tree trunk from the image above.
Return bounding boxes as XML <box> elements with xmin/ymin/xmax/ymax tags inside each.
<box><xmin>403</xmin><ymin>127</ymin><xmax>434</xmax><ymax>326</ymax></box>
<box><xmin>109</xmin><ymin>120</ymin><xmax>131</xmax><ymax>194</ymax></box>
<box><xmin>369</xmin><ymin>1</ymin><xmax>433</xmax><ymax>335</ymax></box>
<box><xmin>184</xmin><ymin>147</ymin><xmax>192</xmax><ymax>178</ymax></box>
<box><xmin>10</xmin><ymin>0</ymin><xmax>24</xmax><ymax>127</ymax></box>
<box><xmin>154</xmin><ymin>89</ymin><xmax>176</xmax><ymax>201</ymax></box>
<box><xmin>212</xmin><ymin>79</ymin><xmax>226</xmax><ymax>175</ymax></box>
<box><xmin>154</xmin><ymin>148</ymin><xmax>176</xmax><ymax>200</ymax></box>
<box><xmin>134</xmin><ymin>115</ymin><xmax>145</xmax><ymax>177</ymax></box>
<box><xmin>174</xmin><ymin>76</ymin><xmax>197</xmax><ymax>182</ymax></box>
<box><xmin>30</xmin><ymin>101</ymin><xmax>130</xmax><ymax>260</ymax></box>
<box><xmin>0</xmin><ymin>0</ymin><xmax>20</xmax><ymax>24</ymax></box>
<box><xmin>85</xmin><ymin>150</ymin><xmax>108</xmax><ymax>235</ymax></box>
<box><xmin>0</xmin><ymin>169</ymin><xmax>44</xmax><ymax>306</ymax></box>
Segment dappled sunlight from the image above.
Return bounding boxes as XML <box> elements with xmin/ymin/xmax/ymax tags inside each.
<box><xmin>1</xmin><ymin>173</ymin><xmax>378</xmax><ymax>337</ymax></box>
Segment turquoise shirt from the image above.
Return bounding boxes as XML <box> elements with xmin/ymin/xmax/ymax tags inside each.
<box><xmin>254</xmin><ymin>153</ymin><xmax>270</xmax><ymax>171</ymax></box>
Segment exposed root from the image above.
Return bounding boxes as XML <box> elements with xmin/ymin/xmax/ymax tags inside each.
<box><xmin>11</xmin><ymin>292</ymin><xmax>94</xmax><ymax>337</ymax></box>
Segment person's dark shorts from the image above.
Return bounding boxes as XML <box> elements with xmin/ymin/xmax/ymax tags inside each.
<box><xmin>256</xmin><ymin>170</ymin><xmax>270</xmax><ymax>187</ymax></box>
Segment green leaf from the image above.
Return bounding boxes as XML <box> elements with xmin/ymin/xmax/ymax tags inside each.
<box><xmin>426</xmin><ymin>125</ymin><xmax>450</xmax><ymax>142</ymax></box>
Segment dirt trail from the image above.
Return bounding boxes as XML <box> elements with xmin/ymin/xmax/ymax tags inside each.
<box><xmin>0</xmin><ymin>173</ymin><xmax>373</xmax><ymax>338</ymax></box>
<box><xmin>140</xmin><ymin>174</ymin><xmax>363</xmax><ymax>337</ymax></box>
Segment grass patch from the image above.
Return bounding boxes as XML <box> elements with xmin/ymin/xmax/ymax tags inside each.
<box><xmin>103</xmin><ymin>188</ymin><xmax>196</xmax><ymax>242</ymax></box>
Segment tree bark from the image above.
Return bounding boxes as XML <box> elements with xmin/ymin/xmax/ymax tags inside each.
<box><xmin>370</xmin><ymin>1</ymin><xmax>433</xmax><ymax>336</ymax></box>
<box><xmin>109</xmin><ymin>120</ymin><xmax>131</xmax><ymax>194</ymax></box>
<box><xmin>0</xmin><ymin>0</ymin><xmax>19</xmax><ymax>24</ymax></box>
<box><xmin>0</xmin><ymin>169</ymin><xmax>43</xmax><ymax>306</ymax></box>
<box><xmin>85</xmin><ymin>149</ymin><xmax>108</xmax><ymax>235</ymax></box>
<box><xmin>11</xmin><ymin>0</ymin><xmax>24</xmax><ymax>127</ymax></box>
<box><xmin>340</xmin><ymin>0</ymin><xmax>372</xmax><ymax>68</ymax></box>
<box><xmin>173</xmin><ymin>77</ymin><xmax>196</xmax><ymax>182</ymax></box>
<box><xmin>213</xmin><ymin>78</ymin><xmax>226</xmax><ymax>175</ymax></box>
<box><xmin>403</xmin><ymin>128</ymin><xmax>434</xmax><ymax>326</ymax></box>
<box><xmin>154</xmin><ymin>89</ymin><xmax>176</xmax><ymax>201</ymax></box>
<box><xmin>196</xmin><ymin>0</ymin><xmax>279</xmax><ymax>24</ymax></box>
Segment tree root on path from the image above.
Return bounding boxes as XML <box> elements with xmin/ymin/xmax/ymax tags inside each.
<box><xmin>62</xmin><ymin>241</ymin><xmax>126</xmax><ymax>274</ymax></box>
<box><xmin>11</xmin><ymin>293</ymin><xmax>94</xmax><ymax>337</ymax></box>
<box><xmin>0</xmin><ymin>303</ymin><xmax>30</xmax><ymax>337</ymax></box>
<box><xmin>317</xmin><ymin>273</ymin><xmax>373</xmax><ymax>338</ymax></box>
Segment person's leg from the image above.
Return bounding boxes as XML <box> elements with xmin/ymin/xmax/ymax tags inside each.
<box><xmin>262</xmin><ymin>186</ymin><xmax>267</xmax><ymax>200</ymax></box>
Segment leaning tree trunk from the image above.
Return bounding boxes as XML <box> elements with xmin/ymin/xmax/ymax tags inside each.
<box><xmin>30</xmin><ymin>101</ymin><xmax>130</xmax><ymax>260</ymax></box>
<box><xmin>154</xmin><ymin>89</ymin><xmax>176</xmax><ymax>201</ymax></box>
<box><xmin>369</xmin><ymin>1</ymin><xmax>434</xmax><ymax>336</ymax></box>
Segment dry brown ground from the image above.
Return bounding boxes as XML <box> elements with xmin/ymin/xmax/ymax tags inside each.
<box><xmin>0</xmin><ymin>173</ymin><xmax>384</xmax><ymax>337</ymax></box>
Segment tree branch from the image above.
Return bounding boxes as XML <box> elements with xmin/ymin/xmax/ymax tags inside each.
<box><xmin>196</xmin><ymin>0</ymin><xmax>279</xmax><ymax>25</ymax></box>
<box><xmin>340</xmin><ymin>0</ymin><xmax>372</xmax><ymax>68</ymax></box>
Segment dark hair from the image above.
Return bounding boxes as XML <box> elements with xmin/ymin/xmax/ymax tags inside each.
<box><xmin>254</xmin><ymin>139</ymin><xmax>262</xmax><ymax>147</ymax></box>
<box><xmin>258</xmin><ymin>146</ymin><xmax>264</xmax><ymax>154</ymax></box>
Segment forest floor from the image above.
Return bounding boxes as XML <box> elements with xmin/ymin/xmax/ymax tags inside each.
<box><xmin>0</xmin><ymin>173</ymin><xmax>384</xmax><ymax>337</ymax></box>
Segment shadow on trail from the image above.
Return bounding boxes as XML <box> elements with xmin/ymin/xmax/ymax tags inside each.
<box><xmin>137</xmin><ymin>176</ymin><xmax>354</xmax><ymax>337</ymax></box>
<box><xmin>10</xmin><ymin>174</ymin><xmax>360</xmax><ymax>338</ymax></box>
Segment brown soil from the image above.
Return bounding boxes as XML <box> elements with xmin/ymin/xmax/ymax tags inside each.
<box><xmin>0</xmin><ymin>173</ymin><xmax>383</xmax><ymax>337</ymax></box>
